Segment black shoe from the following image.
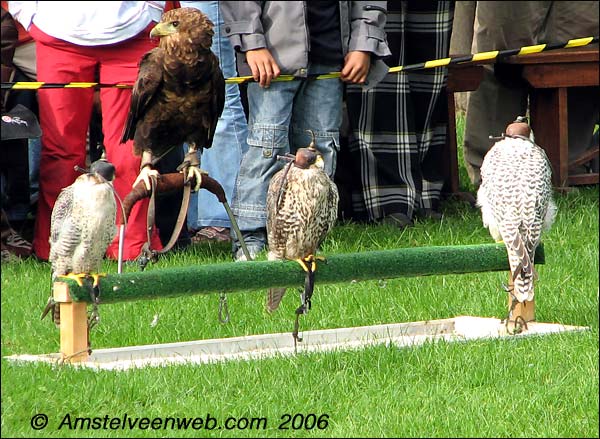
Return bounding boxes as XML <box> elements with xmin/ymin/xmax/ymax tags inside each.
<box><xmin>416</xmin><ymin>208</ymin><xmax>443</xmax><ymax>220</ymax></box>
<box><xmin>380</xmin><ymin>213</ymin><xmax>413</xmax><ymax>229</ymax></box>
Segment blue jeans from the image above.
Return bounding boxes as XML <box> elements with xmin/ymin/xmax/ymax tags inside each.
<box><xmin>182</xmin><ymin>1</ymin><xmax>249</xmax><ymax>230</ymax></box>
<box><xmin>231</xmin><ymin>62</ymin><xmax>343</xmax><ymax>233</ymax></box>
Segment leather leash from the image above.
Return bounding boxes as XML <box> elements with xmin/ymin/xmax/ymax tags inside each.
<box><xmin>138</xmin><ymin>174</ymin><xmax>192</xmax><ymax>271</ymax></box>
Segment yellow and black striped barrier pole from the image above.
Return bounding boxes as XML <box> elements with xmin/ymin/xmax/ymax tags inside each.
<box><xmin>1</xmin><ymin>36</ymin><xmax>597</xmax><ymax>90</ymax></box>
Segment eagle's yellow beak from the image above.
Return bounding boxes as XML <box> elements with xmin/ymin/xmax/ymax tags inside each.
<box><xmin>150</xmin><ymin>22</ymin><xmax>176</xmax><ymax>38</ymax></box>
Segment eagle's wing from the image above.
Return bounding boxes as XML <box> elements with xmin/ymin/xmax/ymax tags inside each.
<box><xmin>206</xmin><ymin>67</ymin><xmax>225</xmax><ymax>149</ymax></box>
<box><xmin>121</xmin><ymin>49</ymin><xmax>165</xmax><ymax>146</ymax></box>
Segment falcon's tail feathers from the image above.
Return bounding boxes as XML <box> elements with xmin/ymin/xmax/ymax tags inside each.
<box><xmin>506</xmin><ymin>232</ymin><xmax>534</xmax><ymax>302</ymax></box>
<box><xmin>266</xmin><ymin>288</ymin><xmax>287</xmax><ymax>313</ymax></box>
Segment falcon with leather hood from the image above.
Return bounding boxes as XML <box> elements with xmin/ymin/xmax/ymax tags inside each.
<box><xmin>43</xmin><ymin>158</ymin><xmax>118</xmax><ymax>324</ymax></box>
<box><xmin>266</xmin><ymin>134</ymin><xmax>339</xmax><ymax>313</ymax></box>
<box><xmin>477</xmin><ymin>116</ymin><xmax>557</xmax><ymax>303</ymax></box>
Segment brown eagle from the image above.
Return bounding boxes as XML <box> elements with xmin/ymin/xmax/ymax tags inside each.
<box><xmin>265</xmin><ymin>138</ymin><xmax>339</xmax><ymax>314</ymax></box>
<box><xmin>121</xmin><ymin>7</ymin><xmax>225</xmax><ymax>190</ymax></box>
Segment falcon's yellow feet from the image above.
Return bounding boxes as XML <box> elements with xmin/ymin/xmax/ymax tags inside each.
<box><xmin>90</xmin><ymin>273</ymin><xmax>107</xmax><ymax>288</ymax></box>
<box><xmin>57</xmin><ymin>273</ymin><xmax>88</xmax><ymax>287</ymax></box>
<box><xmin>294</xmin><ymin>255</ymin><xmax>326</xmax><ymax>273</ymax></box>
<box><xmin>294</xmin><ymin>255</ymin><xmax>326</xmax><ymax>315</ymax></box>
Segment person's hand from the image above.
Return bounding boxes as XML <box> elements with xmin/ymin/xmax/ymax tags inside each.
<box><xmin>340</xmin><ymin>51</ymin><xmax>371</xmax><ymax>84</ymax></box>
<box><xmin>246</xmin><ymin>48</ymin><xmax>281</xmax><ymax>88</ymax></box>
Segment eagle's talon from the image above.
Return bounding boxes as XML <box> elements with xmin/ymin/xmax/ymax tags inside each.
<box><xmin>134</xmin><ymin>166</ymin><xmax>159</xmax><ymax>191</ymax></box>
<box><xmin>186</xmin><ymin>166</ymin><xmax>205</xmax><ymax>192</ymax></box>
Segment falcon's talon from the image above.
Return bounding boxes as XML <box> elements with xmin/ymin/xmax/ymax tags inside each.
<box><xmin>294</xmin><ymin>258</ymin><xmax>311</xmax><ymax>273</ymax></box>
<box><xmin>294</xmin><ymin>255</ymin><xmax>325</xmax><ymax>273</ymax></box>
<box><xmin>304</xmin><ymin>254</ymin><xmax>325</xmax><ymax>272</ymax></box>
<box><xmin>58</xmin><ymin>273</ymin><xmax>88</xmax><ymax>287</ymax></box>
<box><xmin>90</xmin><ymin>273</ymin><xmax>107</xmax><ymax>288</ymax></box>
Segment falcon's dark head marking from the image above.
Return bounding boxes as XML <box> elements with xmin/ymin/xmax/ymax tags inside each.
<box><xmin>151</xmin><ymin>7</ymin><xmax>215</xmax><ymax>53</ymax></box>
<box><xmin>89</xmin><ymin>159</ymin><xmax>116</xmax><ymax>182</ymax></box>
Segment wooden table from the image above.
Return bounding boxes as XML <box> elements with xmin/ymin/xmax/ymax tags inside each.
<box><xmin>503</xmin><ymin>47</ymin><xmax>599</xmax><ymax>187</ymax></box>
<box><xmin>443</xmin><ymin>62</ymin><xmax>485</xmax><ymax>196</ymax></box>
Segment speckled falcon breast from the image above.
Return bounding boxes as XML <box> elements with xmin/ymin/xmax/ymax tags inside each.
<box><xmin>266</xmin><ymin>163</ymin><xmax>339</xmax><ymax>262</ymax></box>
<box><xmin>49</xmin><ymin>173</ymin><xmax>117</xmax><ymax>278</ymax></box>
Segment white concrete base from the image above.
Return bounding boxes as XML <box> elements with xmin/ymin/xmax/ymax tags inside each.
<box><xmin>5</xmin><ymin>316</ymin><xmax>588</xmax><ymax>371</ymax></box>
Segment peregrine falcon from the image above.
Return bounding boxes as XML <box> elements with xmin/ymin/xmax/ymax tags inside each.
<box><xmin>49</xmin><ymin>158</ymin><xmax>118</xmax><ymax>287</ymax></box>
<box><xmin>265</xmin><ymin>136</ymin><xmax>339</xmax><ymax>313</ymax></box>
<box><xmin>477</xmin><ymin>116</ymin><xmax>557</xmax><ymax>302</ymax></box>
<box><xmin>121</xmin><ymin>7</ymin><xmax>225</xmax><ymax>192</ymax></box>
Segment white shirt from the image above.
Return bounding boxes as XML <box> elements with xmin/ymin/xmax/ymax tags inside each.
<box><xmin>8</xmin><ymin>1</ymin><xmax>166</xmax><ymax>46</ymax></box>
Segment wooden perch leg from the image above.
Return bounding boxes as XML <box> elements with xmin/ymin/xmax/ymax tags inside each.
<box><xmin>506</xmin><ymin>275</ymin><xmax>535</xmax><ymax>333</ymax></box>
<box><xmin>53</xmin><ymin>282</ymin><xmax>89</xmax><ymax>363</ymax></box>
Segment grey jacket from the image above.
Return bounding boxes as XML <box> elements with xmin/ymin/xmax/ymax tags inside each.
<box><xmin>220</xmin><ymin>1</ymin><xmax>391</xmax><ymax>88</ymax></box>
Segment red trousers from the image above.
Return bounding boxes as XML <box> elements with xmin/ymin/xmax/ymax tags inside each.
<box><xmin>31</xmin><ymin>24</ymin><xmax>163</xmax><ymax>261</ymax></box>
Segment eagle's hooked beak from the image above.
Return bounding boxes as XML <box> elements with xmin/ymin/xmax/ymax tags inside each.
<box><xmin>150</xmin><ymin>22</ymin><xmax>177</xmax><ymax>38</ymax></box>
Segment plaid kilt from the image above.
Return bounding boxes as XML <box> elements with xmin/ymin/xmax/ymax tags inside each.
<box><xmin>343</xmin><ymin>0</ymin><xmax>454</xmax><ymax>222</ymax></box>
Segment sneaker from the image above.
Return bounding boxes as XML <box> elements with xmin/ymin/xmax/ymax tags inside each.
<box><xmin>415</xmin><ymin>208</ymin><xmax>443</xmax><ymax>220</ymax></box>
<box><xmin>233</xmin><ymin>229</ymin><xmax>267</xmax><ymax>261</ymax></box>
<box><xmin>1</xmin><ymin>247</ymin><xmax>13</xmax><ymax>263</ymax></box>
<box><xmin>234</xmin><ymin>244</ymin><xmax>264</xmax><ymax>261</ymax></box>
<box><xmin>2</xmin><ymin>230</ymin><xmax>32</xmax><ymax>258</ymax></box>
<box><xmin>191</xmin><ymin>226</ymin><xmax>231</xmax><ymax>243</ymax></box>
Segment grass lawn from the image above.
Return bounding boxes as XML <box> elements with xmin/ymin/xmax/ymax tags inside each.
<box><xmin>1</xmin><ymin>115</ymin><xmax>598</xmax><ymax>438</ymax></box>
